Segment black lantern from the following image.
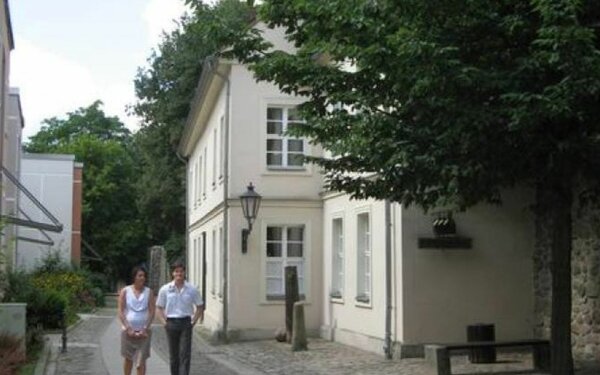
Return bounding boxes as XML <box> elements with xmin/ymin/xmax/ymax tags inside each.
<box><xmin>240</xmin><ymin>182</ymin><xmax>262</xmax><ymax>253</ymax></box>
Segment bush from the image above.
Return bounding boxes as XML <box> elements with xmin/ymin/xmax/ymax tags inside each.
<box><xmin>0</xmin><ymin>332</ymin><xmax>26</xmax><ymax>375</ymax></box>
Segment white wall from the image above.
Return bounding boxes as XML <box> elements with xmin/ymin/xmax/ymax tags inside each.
<box><xmin>321</xmin><ymin>194</ymin><xmax>400</xmax><ymax>354</ymax></box>
<box><xmin>401</xmin><ymin>189</ymin><xmax>535</xmax><ymax>344</ymax></box>
<box><xmin>16</xmin><ymin>155</ymin><xmax>74</xmax><ymax>270</ymax></box>
<box><xmin>228</xmin><ymin>64</ymin><xmax>324</xmax><ymax>201</ymax></box>
<box><xmin>228</xmin><ymin>202</ymin><xmax>323</xmax><ymax>339</ymax></box>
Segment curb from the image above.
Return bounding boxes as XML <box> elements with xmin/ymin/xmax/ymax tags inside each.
<box><xmin>33</xmin><ymin>336</ymin><xmax>51</xmax><ymax>375</ymax></box>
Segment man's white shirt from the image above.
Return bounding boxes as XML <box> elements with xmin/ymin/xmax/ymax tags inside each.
<box><xmin>156</xmin><ymin>281</ymin><xmax>203</xmax><ymax>318</ymax></box>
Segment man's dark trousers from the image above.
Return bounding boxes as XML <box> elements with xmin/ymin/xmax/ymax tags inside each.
<box><xmin>165</xmin><ymin>317</ymin><xmax>192</xmax><ymax>375</ymax></box>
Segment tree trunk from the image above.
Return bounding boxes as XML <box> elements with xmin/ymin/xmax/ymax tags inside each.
<box><xmin>544</xmin><ymin>181</ymin><xmax>574</xmax><ymax>375</ymax></box>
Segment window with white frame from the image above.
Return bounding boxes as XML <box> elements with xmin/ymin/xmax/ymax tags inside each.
<box><xmin>211</xmin><ymin>229</ymin><xmax>216</xmax><ymax>295</ymax></box>
<box><xmin>331</xmin><ymin>218</ymin><xmax>344</xmax><ymax>299</ymax></box>
<box><xmin>219</xmin><ymin>115</ymin><xmax>224</xmax><ymax>180</ymax></box>
<box><xmin>191</xmin><ymin>237</ymin><xmax>197</xmax><ymax>285</ymax></box>
<box><xmin>196</xmin><ymin>156</ymin><xmax>202</xmax><ymax>204</ymax></box>
<box><xmin>195</xmin><ymin>236</ymin><xmax>201</xmax><ymax>287</ymax></box>
<box><xmin>212</xmin><ymin>128</ymin><xmax>217</xmax><ymax>187</ymax></box>
<box><xmin>190</xmin><ymin>165</ymin><xmax>195</xmax><ymax>206</ymax></box>
<box><xmin>195</xmin><ymin>159</ymin><xmax>200</xmax><ymax>204</ymax></box>
<box><xmin>266</xmin><ymin>107</ymin><xmax>305</xmax><ymax>169</ymax></box>
<box><xmin>356</xmin><ymin>212</ymin><xmax>371</xmax><ymax>303</ymax></box>
<box><xmin>265</xmin><ymin>225</ymin><xmax>305</xmax><ymax>300</ymax></box>
<box><xmin>218</xmin><ymin>226</ymin><xmax>223</xmax><ymax>297</ymax></box>
<box><xmin>202</xmin><ymin>147</ymin><xmax>207</xmax><ymax>198</ymax></box>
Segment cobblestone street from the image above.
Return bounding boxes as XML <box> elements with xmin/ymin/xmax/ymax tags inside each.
<box><xmin>45</xmin><ymin>308</ymin><xmax>599</xmax><ymax>375</ymax></box>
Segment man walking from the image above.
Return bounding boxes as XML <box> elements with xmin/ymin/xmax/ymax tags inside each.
<box><xmin>156</xmin><ymin>261</ymin><xmax>204</xmax><ymax>375</ymax></box>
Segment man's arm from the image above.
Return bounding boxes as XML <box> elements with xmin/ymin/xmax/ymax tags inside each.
<box><xmin>192</xmin><ymin>304</ymin><xmax>204</xmax><ymax>326</ymax></box>
<box><xmin>155</xmin><ymin>287</ymin><xmax>167</xmax><ymax>325</ymax></box>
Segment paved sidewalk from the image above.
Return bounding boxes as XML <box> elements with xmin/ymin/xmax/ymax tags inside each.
<box><xmin>100</xmin><ymin>317</ymin><xmax>169</xmax><ymax>375</ymax></box>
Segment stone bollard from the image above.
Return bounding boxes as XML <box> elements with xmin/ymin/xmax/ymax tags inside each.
<box><xmin>291</xmin><ymin>301</ymin><xmax>307</xmax><ymax>351</ymax></box>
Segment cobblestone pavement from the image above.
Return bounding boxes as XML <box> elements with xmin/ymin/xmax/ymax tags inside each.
<box><xmin>52</xmin><ymin>308</ymin><xmax>114</xmax><ymax>375</ymax></box>
<box><xmin>197</xmin><ymin>336</ymin><xmax>600</xmax><ymax>375</ymax></box>
<box><xmin>151</xmin><ymin>324</ymin><xmax>239</xmax><ymax>375</ymax></box>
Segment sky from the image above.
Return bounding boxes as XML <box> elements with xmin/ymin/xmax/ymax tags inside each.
<box><xmin>9</xmin><ymin>0</ymin><xmax>191</xmax><ymax>140</ymax></box>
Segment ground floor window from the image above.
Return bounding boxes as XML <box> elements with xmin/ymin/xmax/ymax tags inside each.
<box><xmin>265</xmin><ymin>225</ymin><xmax>305</xmax><ymax>300</ymax></box>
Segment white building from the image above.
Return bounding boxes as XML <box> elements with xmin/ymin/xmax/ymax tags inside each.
<box><xmin>16</xmin><ymin>154</ymin><xmax>83</xmax><ymax>270</ymax></box>
<box><xmin>1</xmin><ymin>87</ymin><xmax>24</xmax><ymax>269</ymax></box>
<box><xmin>179</xmin><ymin>25</ymin><xmax>536</xmax><ymax>356</ymax></box>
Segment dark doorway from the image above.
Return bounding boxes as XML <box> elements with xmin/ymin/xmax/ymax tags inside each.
<box><xmin>202</xmin><ymin>231</ymin><xmax>207</xmax><ymax>307</ymax></box>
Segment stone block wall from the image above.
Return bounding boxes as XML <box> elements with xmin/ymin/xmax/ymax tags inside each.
<box><xmin>534</xmin><ymin>202</ymin><xmax>600</xmax><ymax>363</ymax></box>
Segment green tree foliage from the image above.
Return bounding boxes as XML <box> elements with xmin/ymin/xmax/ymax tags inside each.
<box><xmin>132</xmin><ymin>0</ymin><xmax>254</xmax><ymax>260</ymax></box>
<box><xmin>233</xmin><ymin>1</ymin><xmax>600</xmax><ymax>373</ymax></box>
<box><xmin>25</xmin><ymin>102</ymin><xmax>146</xmax><ymax>281</ymax></box>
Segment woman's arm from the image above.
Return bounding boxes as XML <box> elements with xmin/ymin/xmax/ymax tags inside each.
<box><xmin>118</xmin><ymin>287</ymin><xmax>131</xmax><ymax>332</ymax></box>
<box><xmin>145</xmin><ymin>291</ymin><xmax>156</xmax><ymax>330</ymax></box>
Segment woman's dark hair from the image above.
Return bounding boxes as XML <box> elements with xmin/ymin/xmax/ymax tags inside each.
<box><xmin>170</xmin><ymin>260</ymin><xmax>186</xmax><ymax>273</ymax></box>
<box><xmin>131</xmin><ymin>266</ymin><xmax>148</xmax><ymax>283</ymax></box>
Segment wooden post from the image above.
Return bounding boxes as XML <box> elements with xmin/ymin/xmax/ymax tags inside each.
<box><xmin>285</xmin><ymin>266</ymin><xmax>299</xmax><ymax>343</ymax></box>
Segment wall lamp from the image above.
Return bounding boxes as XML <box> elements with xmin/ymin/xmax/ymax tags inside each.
<box><xmin>240</xmin><ymin>182</ymin><xmax>262</xmax><ymax>253</ymax></box>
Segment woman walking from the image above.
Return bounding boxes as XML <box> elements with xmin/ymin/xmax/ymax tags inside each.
<box><xmin>118</xmin><ymin>266</ymin><xmax>155</xmax><ymax>375</ymax></box>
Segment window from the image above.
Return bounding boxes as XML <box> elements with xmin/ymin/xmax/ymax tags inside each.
<box><xmin>331</xmin><ymin>218</ymin><xmax>344</xmax><ymax>299</ymax></box>
<box><xmin>212</xmin><ymin>128</ymin><xmax>217</xmax><ymax>187</ymax></box>
<box><xmin>356</xmin><ymin>213</ymin><xmax>371</xmax><ymax>303</ymax></box>
<box><xmin>194</xmin><ymin>160</ymin><xmax>200</xmax><ymax>204</ymax></box>
<box><xmin>218</xmin><ymin>227</ymin><xmax>223</xmax><ymax>297</ymax></box>
<box><xmin>196</xmin><ymin>156</ymin><xmax>202</xmax><ymax>204</ymax></box>
<box><xmin>211</xmin><ymin>229</ymin><xmax>216</xmax><ymax>295</ymax></box>
<box><xmin>219</xmin><ymin>115</ymin><xmax>225</xmax><ymax>179</ymax></box>
<box><xmin>202</xmin><ymin>147</ymin><xmax>207</xmax><ymax>198</ymax></box>
<box><xmin>190</xmin><ymin>165</ymin><xmax>196</xmax><ymax>206</ymax></box>
<box><xmin>266</xmin><ymin>107</ymin><xmax>305</xmax><ymax>169</ymax></box>
<box><xmin>266</xmin><ymin>225</ymin><xmax>305</xmax><ymax>300</ymax></box>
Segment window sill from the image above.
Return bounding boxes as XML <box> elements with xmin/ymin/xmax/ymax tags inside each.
<box><xmin>262</xmin><ymin>294</ymin><xmax>308</xmax><ymax>305</ymax></box>
<box><xmin>330</xmin><ymin>296</ymin><xmax>344</xmax><ymax>304</ymax></box>
<box><xmin>355</xmin><ymin>295</ymin><xmax>372</xmax><ymax>308</ymax></box>
<box><xmin>262</xmin><ymin>167</ymin><xmax>312</xmax><ymax>177</ymax></box>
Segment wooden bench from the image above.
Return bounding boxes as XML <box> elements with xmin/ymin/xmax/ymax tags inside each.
<box><xmin>425</xmin><ymin>339</ymin><xmax>550</xmax><ymax>375</ymax></box>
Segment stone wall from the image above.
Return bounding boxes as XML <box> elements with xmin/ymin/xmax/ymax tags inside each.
<box><xmin>148</xmin><ymin>246</ymin><xmax>168</xmax><ymax>295</ymax></box>
<box><xmin>534</xmin><ymin>202</ymin><xmax>600</xmax><ymax>363</ymax></box>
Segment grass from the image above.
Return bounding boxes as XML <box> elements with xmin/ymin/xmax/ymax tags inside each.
<box><xmin>17</xmin><ymin>342</ymin><xmax>43</xmax><ymax>375</ymax></box>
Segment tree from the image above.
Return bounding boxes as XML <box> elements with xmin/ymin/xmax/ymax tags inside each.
<box><xmin>25</xmin><ymin>102</ymin><xmax>146</xmax><ymax>281</ymax></box>
<box><xmin>132</xmin><ymin>0</ymin><xmax>254</xmax><ymax>260</ymax></box>
<box><xmin>233</xmin><ymin>1</ymin><xmax>600</xmax><ymax>373</ymax></box>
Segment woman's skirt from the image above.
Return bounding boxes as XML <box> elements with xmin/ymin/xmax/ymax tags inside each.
<box><xmin>121</xmin><ymin>329</ymin><xmax>152</xmax><ymax>367</ymax></box>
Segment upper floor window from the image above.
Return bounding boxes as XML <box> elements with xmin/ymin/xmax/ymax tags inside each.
<box><xmin>266</xmin><ymin>107</ymin><xmax>305</xmax><ymax>169</ymax></box>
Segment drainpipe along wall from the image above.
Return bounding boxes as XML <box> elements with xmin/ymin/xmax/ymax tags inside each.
<box><xmin>384</xmin><ymin>199</ymin><xmax>393</xmax><ymax>358</ymax></box>
<box><xmin>175</xmin><ymin>152</ymin><xmax>189</xmax><ymax>271</ymax></box>
<box><xmin>212</xmin><ymin>59</ymin><xmax>231</xmax><ymax>342</ymax></box>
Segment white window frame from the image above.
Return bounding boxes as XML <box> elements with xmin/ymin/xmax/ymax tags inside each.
<box><xmin>212</xmin><ymin>127</ymin><xmax>217</xmax><ymax>188</ymax></box>
<box><xmin>260</xmin><ymin>98</ymin><xmax>313</xmax><ymax>176</ymax></box>
<box><xmin>218</xmin><ymin>226</ymin><xmax>223</xmax><ymax>298</ymax></box>
<box><xmin>260</xmin><ymin>219</ymin><xmax>312</xmax><ymax>304</ymax></box>
<box><xmin>189</xmin><ymin>164</ymin><xmax>196</xmax><ymax>208</ymax></box>
<box><xmin>196</xmin><ymin>155</ymin><xmax>204</xmax><ymax>206</ymax></box>
<box><xmin>211</xmin><ymin>228</ymin><xmax>217</xmax><ymax>296</ymax></box>
<box><xmin>330</xmin><ymin>215</ymin><xmax>345</xmax><ymax>301</ymax></box>
<box><xmin>356</xmin><ymin>208</ymin><xmax>372</xmax><ymax>307</ymax></box>
<box><xmin>219</xmin><ymin>115</ymin><xmax>224</xmax><ymax>181</ymax></box>
<box><xmin>202</xmin><ymin>147</ymin><xmax>207</xmax><ymax>199</ymax></box>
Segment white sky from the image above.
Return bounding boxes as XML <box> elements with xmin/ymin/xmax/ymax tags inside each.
<box><xmin>9</xmin><ymin>0</ymin><xmax>191</xmax><ymax>140</ymax></box>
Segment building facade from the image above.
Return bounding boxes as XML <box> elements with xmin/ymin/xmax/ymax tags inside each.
<box><xmin>1</xmin><ymin>87</ymin><xmax>23</xmax><ymax>269</ymax></box>
<box><xmin>16</xmin><ymin>154</ymin><xmax>82</xmax><ymax>270</ymax></box>
<box><xmin>180</xmin><ymin>24</ymin><xmax>537</xmax><ymax>355</ymax></box>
